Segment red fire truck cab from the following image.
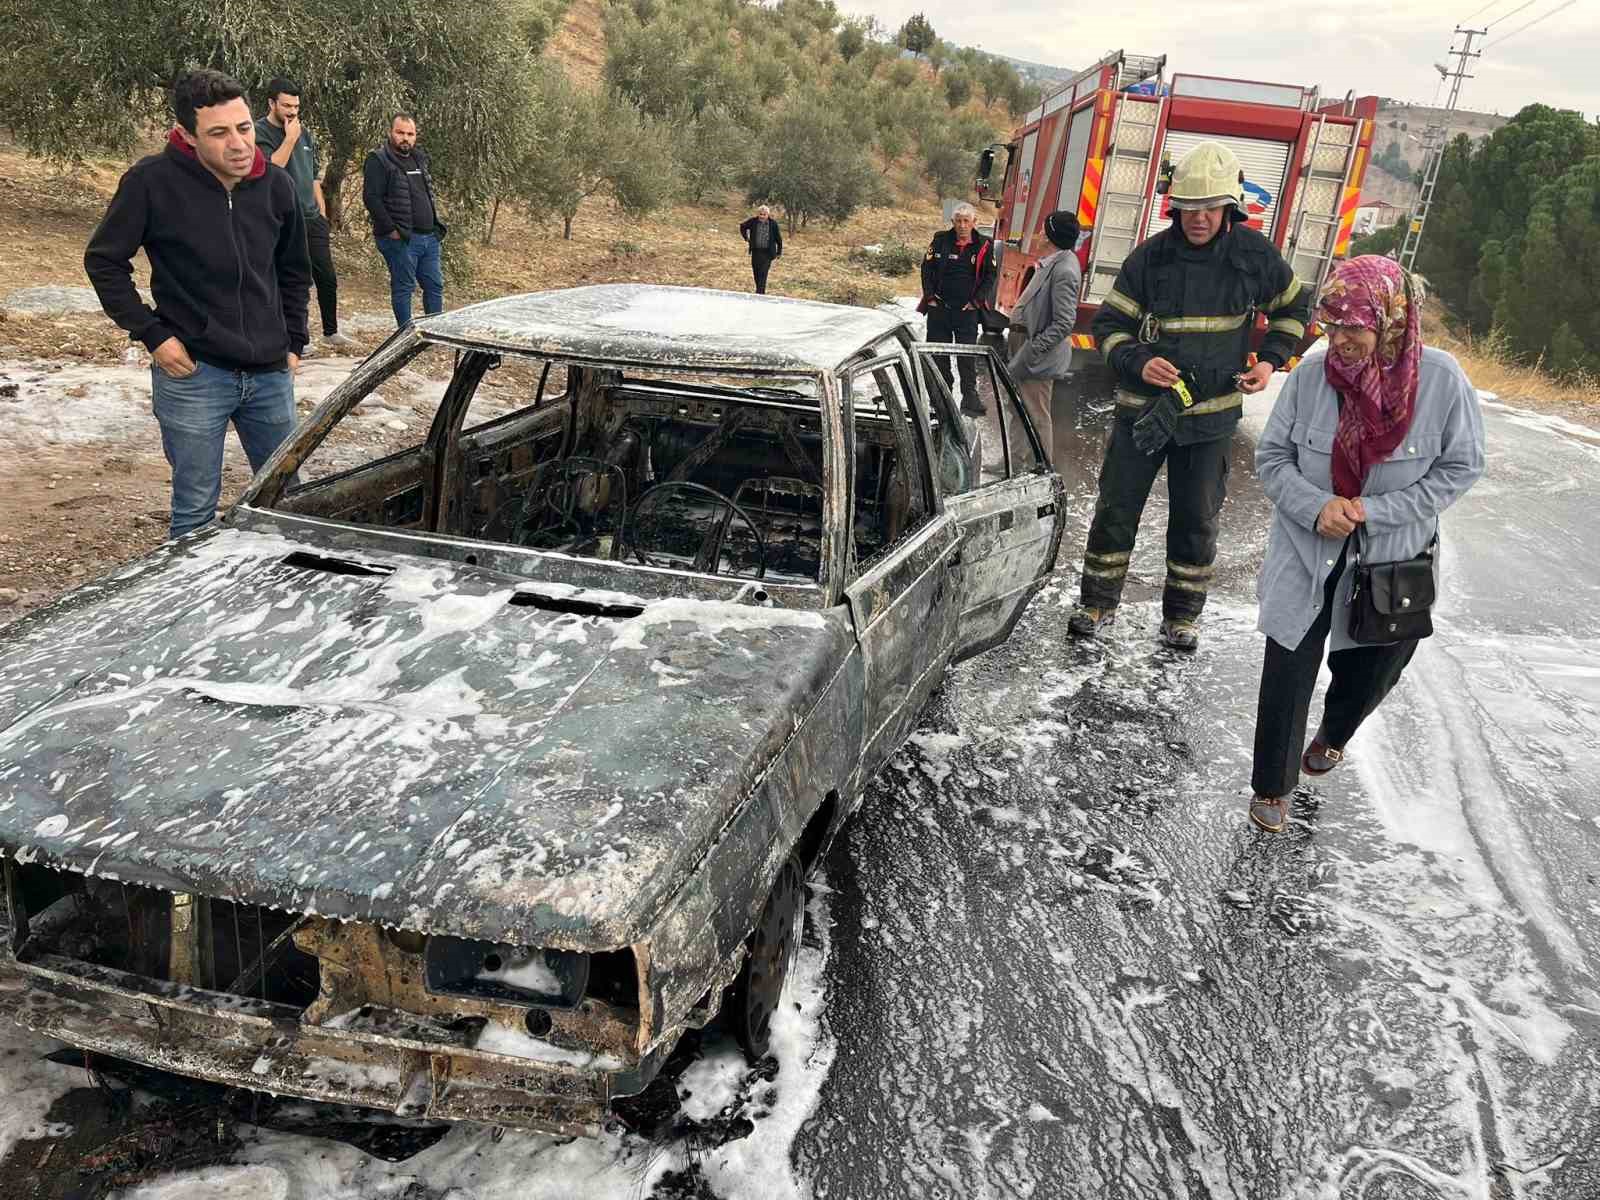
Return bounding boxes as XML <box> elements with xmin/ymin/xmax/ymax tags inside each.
<box><xmin>977</xmin><ymin>51</ymin><xmax>1378</xmax><ymax>368</ymax></box>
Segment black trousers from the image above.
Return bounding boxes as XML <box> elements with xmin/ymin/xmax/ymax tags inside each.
<box><xmin>305</xmin><ymin>213</ymin><xmax>339</xmax><ymax>336</ymax></box>
<box><xmin>1078</xmin><ymin>419</ymin><xmax>1229</xmax><ymax>621</ymax></box>
<box><xmin>925</xmin><ymin>306</ymin><xmax>979</xmax><ymax>399</ymax></box>
<box><xmin>751</xmin><ymin>252</ymin><xmax>774</xmax><ymax>294</ymax></box>
<box><xmin>1251</xmin><ymin>548</ymin><xmax>1420</xmax><ymax>797</ymax></box>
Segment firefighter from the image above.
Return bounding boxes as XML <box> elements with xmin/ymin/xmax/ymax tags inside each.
<box><xmin>1069</xmin><ymin>140</ymin><xmax>1312</xmax><ymax>651</ymax></box>
<box><xmin>920</xmin><ymin>203</ymin><xmax>997</xmax><ymax>417</ymax></box>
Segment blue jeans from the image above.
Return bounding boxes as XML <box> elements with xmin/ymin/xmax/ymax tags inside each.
<box><xmin>376</xmin><ymin>232</ymin><xmax>444</xmax><ymax>327</ymax></box>
<box><xmin>151</xmin><ymin>361</ymin><xmax>296</xmax><ymax>540</ymax></box>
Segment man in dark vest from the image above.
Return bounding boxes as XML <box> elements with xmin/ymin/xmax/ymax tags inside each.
<box><xmin>920</xmin><ymin>202</ymin><xmax>996</xmax><ymax>417</ymax></box>
<box><xmin>739</xmin><ymin>205</ymin><xmax>783</xmax><ymax>294</ymax></box>
<box><xmin>362</xmin><ymin>113</ymin><xmax>447</xmax><ymax>327</ymax></box>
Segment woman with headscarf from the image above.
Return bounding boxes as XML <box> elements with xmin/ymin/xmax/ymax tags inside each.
<box><xmin>1247</xmin><ymin>256</ymin><xmax>1486</xmax><ymax>833</ymax></box>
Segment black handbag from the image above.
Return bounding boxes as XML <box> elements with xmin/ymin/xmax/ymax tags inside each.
<box><xmin>1347</xmin><ymin>529</ymin><xmax>1438</xmax><ymax>644</ymax></box>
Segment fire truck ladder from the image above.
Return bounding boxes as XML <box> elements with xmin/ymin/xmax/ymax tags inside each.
<box><xmin>1083</xmin><ymin>92</ymin><xmax>1165</xmax><ymax>305</ymax></box>
<box><xmin>1284</xmin><ymin>115</ymin><xmax>1362</xmax><ymax>298</ymax></box>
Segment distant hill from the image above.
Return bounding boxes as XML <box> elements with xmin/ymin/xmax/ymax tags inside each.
<box><xmin>988</xmin><ymin>52</ymin><xmax>1077</xmax><ymax>85</ymax></box>
<box><xmin>1362</xmin><ymin>103</ymin><xmax>1507</xmax><ymax>208</ymax></box>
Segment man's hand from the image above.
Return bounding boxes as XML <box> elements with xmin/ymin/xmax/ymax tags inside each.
<box><xmin>152</xmin><ymin>336</ymin><xmax>197</xmax><ymax>378</ymax></box>
<box><xmin>288</xmin><ymin>353</ymin><xmax>301</xmax><ymax>373</ymax></box>
<box><xmin>388</xmin><ymin>230</ymin><xmax>403</xmax><ymax>240</ymax></box>
<box><xmin>284</xmin><ymin>115</ymin><xmax>302</xmax><ymax>146</ymax></box>
<box><xmin>1315</xmin><ymin>496</ymin><xmax>1366</xmax><ymax>538</ymax></box>
<box><xmin>1238</xmin><ymin>361</ymin><xmax>1274</xmax><ymax>394</ymax></box>
<box><xmin>1140</xmin><ymin>356</ymin><xmax>1181</xmax><ymax>388</ymax></box>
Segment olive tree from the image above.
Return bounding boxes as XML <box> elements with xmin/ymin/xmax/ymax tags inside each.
<box><xmin>0</xmin><ymin>0</ymin><xmax>546</xmax><ymax>229</ymax></box>
<box><xmin>515</xmin><ymin>66</ymin><xmax>678</xmax><ymax>240</ymax></box>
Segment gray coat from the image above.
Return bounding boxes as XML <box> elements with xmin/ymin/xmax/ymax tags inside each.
<box><xmin>1255</xmin><ymin>345</ymin><xmax>1486</xmax><ymax>653</ymax></box>
<box><xmin>1006</xmin><ymin>249</ymin><xmax>1081</xmax><ymax>381</ymax></box>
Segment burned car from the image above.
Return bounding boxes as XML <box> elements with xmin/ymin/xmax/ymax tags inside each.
<box><xmin>0</xmin><ymin>285</ymin><xmax>1062</xmax><ymax>1134</ymax></box>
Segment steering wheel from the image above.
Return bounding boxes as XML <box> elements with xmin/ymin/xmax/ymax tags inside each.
<box><xmin>624</xmin><ymin>481</ymin><xmax>768</xmax><ymax>579</ymax></box>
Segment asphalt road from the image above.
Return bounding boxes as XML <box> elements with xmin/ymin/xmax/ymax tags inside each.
<box><xmin>793</xmin><ymin>377</ymin><xmax>1600</xmax><ymax>1199</ymax></box>
<box><xmin>3</xmin><ymin>369</ymin><xmax>1597</xmax><ymax>1200</ymax></box>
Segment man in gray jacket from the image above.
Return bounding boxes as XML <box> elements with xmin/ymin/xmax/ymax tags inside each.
<box><xmin>1006</xmin><ymin>212</ymin><xmax>1080</xmax><ymax>464</ymax></box>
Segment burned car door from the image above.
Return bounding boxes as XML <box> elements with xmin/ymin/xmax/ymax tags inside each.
<box><xmin>913</xmin><ymin>343</ymin><xmax>1064</xmax><ymax>661</ymax></box>
<box><xmin>840</xmin><ymin>354</ymin><xmax>962</xmax><ymax>780</ymax></box>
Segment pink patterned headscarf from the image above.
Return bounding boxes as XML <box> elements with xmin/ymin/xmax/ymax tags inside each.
<box><xmin>1317</xmin><ymin>256</ymin><xmax>1422</xmax><ymax>498</ymax></box>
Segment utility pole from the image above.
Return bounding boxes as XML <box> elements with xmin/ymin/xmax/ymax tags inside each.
<box><xmin>1398</xmin><ymin>26</ymin><xmax>1485</xmax><ymax>271</ymax></box>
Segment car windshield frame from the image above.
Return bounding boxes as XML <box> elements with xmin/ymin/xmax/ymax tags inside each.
<box><xmin>232</xmin><ymin>328</ymin><xmax>854</xmax><ymax>607</ymax></box>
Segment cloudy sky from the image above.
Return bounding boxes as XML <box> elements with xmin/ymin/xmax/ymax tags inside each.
<box><xmin>837</xmin><ymin>0</ymin><xmax>1597</xmax><ymax>118</ymax></box>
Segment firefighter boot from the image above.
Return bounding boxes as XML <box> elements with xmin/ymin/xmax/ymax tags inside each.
<box><xmin>1068</xmin><ymin>605</ymin><xmax>1117</xmax><ymax>638</ymax></box>
<box><xmin>1159</xmin><ymin>617</ymin><xmax>1199</xmax><ymax>652</ymax></box>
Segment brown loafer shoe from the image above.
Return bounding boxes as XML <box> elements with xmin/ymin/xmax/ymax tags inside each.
<box><xmin>1248</xmin><ymin>794</ymin><xmax>1287</xmax><ymax>833</ymax></box>
<box><xmin>1302</xmin><ymin>737</ymin><xmax>1345</xmax><ymax>777</ymax></box>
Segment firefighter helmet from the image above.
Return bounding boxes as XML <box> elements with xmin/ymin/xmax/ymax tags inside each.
<box><xmin>1167</xmin><ymin>141</ymin><xmax>1247</xmax><ymax>213</ymax></box>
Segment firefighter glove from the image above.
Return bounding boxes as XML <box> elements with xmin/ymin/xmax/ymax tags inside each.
<box><xmin>1131</xmin><ymin>391</ymin><xmax>1182</xmax><ymax>455</ymax></box>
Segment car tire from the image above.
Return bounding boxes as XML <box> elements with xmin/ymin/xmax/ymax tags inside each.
<box><xmin>728</xmin><ymin>851</ymin><xmax>805</xmax><ymax>1062</ymax></box>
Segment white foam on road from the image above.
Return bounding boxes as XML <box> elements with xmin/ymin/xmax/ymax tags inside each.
<box><xmin>0</xmin><ymin>356</ymin><xmax>369</xmax><ymax>450</ymax></box>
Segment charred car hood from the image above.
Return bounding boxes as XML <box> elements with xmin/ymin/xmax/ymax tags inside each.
<box><xmin>0</xmin><ymin>529</ymin><xmax>853</xmax><ymax>948</ymax></box>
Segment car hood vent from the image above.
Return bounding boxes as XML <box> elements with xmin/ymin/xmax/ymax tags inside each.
<box><xmin>507</xmin><ymin>590</ymin><xmax>645</xmax><ymax>619</ymax></box>
<box><xmin>281</xmin><ymin>551</ymin><xmax>397</xmax><ymax>578</ymax></box>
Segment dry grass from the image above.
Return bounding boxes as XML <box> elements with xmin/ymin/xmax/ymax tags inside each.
<box><xmin>549</xmin><ymin>0</ymin><xmax>607</xmax><ymax>86</ymax></box>
<box><xmin>1421</xmin><ymin>301</ymin><xmax>1599</xmax><ymax>420</ymax></box>
<box><xmin>0</xmin><ymin>124</ymin><xmax>964</xmax><ymax>342</ymax></box>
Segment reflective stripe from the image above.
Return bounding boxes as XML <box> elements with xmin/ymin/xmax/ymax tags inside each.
<box><xmin>1165</xmin><ymin>560</ymin><xmax>1215</xmax><ymax>579</ymax></box>
<box><xmin>1114</xmin><ymin>388</ymin><xmax>1241</xmax><ymax>417</ymax></box>
<box><xmin>1186</xmin><ymin>391</ymin><xmax>1243</xmax><ymax>415</ymax></box>
<box><xmin>1085</xmin><ymin>550</ymin><xmax>1132</xmax><ymax>567</ymax></box>
<box><xmin>1082</xmin><ymin>563</ymin><xmax>1130</xmax><ymax>580</ymax></box>
<box><xmin>1157</xmin><ymin>314</ymin><xmax>1250</xmax><ymax>334</ymax></box>
<box><xmin>1103</xmin><ymin>288</ymin><xmax>1142</xmax><ymax>319</ymax></box>
<box><xmin>1268</xmin><ymin>317</ymin><xmax>1306</xmax><ymax>338</ymax></box>
<box><xmin>1164</xmin><ymin>577</ymin><xmax>1209</xmax><ymax>593</ymax></box>
<box><xmin>1101</xmin><ymin>331</ymin><xmax>1133</xmax><ymax>360</ymax></box>
<box><xmin>1266</xmin><ymin>277</ymin><xmax>1303</xmax><ymax>312</ymax></box>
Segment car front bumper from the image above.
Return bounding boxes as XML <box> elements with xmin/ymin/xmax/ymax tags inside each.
<box><xmin>0</xmin><ymin>951</ymin><xmax>662</xmax><ymax>1135</ymax></box>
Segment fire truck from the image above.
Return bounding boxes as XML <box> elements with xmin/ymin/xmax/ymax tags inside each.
<box><xmin>975</xmin><ymin>50</ymin><xmax>1379</xmax><ymax>366</ymax></box>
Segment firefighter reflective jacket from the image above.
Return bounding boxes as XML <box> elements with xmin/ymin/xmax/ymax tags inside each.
<box><xmin>1090</xmin><ymin>220</ymin><xmax>1311</xmax><ymax>445</ymax></box>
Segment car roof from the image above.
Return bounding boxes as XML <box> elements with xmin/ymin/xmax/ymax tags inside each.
<box><xmin>414</xmin><ymin>284</ymin><xmax>909</xmax><ymax>374</ymax></box>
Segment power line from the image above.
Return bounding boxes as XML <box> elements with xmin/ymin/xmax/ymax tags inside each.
<box><xmin>1460</xmin><ymin>0</ymin><xmax>1506</xmax><ymax>19</ymax></box>
<box><xmin>1486</xmin><ymin>0</ymin><xmax>1540</xmax><ymax>27</ymax></box>
<box><xmin>1485</xmin><ymin>0</ymin><xmax>1578</xmax><ymax>47</ymax></box>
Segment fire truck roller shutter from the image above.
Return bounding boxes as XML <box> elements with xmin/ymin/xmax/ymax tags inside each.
<box><xmin>1143</xmin><ymin>131</ymin><xmax>1292</xmax><ymax>242</ymax></box>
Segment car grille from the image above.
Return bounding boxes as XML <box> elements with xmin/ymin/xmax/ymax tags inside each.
<box><xmin>5</xmin><ymin>861</ymin><xmax>320</xmax><ymax>1010</ymax></box>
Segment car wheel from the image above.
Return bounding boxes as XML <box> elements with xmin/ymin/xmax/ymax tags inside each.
<box><xmin>729</xmin><ymin>852</ymin><xmax>805</xmax><ymax>1062</ymax></box>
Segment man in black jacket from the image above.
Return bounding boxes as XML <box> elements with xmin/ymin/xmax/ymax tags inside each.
<box><xmin>739</xmin><ymin>205</ymin><xmax>783</xmax><ymax>294</ymax></box>
<box><xmin>85</xmin><ymin>68</ymin><xmax>311</xmax><ymax>541</ymax></box>
<box><xmin>1070</xmin><ymin>141</ymin><xmax>1312</xmax><ymax>652</ymax></box>
<box><xmin>363</xmin><ymin>114</ymin><xmax>446</xmax><ymax>327</ymax></box>
<box><xmin>920</xmin><ymin>203</ymin><xmax>996</xmax><ymax>416</ymax></box>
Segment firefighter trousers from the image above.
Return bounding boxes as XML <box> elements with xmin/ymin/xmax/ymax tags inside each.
<box><xmin>1078</xmin><ymin>419</ymin><xmax>1230</xmax><ymax>621</ymax></box>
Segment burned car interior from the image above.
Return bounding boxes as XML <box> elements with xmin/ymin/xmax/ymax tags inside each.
<box><xmin>270</xmin><ymin>345</ymin><xmax>957</xmax><ymax>588</ymax></box>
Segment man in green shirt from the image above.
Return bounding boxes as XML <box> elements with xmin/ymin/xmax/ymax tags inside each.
<box><xmin>255</xmin><ymin>77</ymin><xmax>353</xmax><ymax>350</ymax></box>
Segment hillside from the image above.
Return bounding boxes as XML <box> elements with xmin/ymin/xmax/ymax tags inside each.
<box><xmin>1362</xmin><ymin>103</ymin><xmax>1508</xmax><ymax>207</ymax></box>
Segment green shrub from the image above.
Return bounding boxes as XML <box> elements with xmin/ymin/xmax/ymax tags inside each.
<box><xmin>848</xmin><ymin>240</ymin><xmax>923</xmax><ymax>276</ymax></box>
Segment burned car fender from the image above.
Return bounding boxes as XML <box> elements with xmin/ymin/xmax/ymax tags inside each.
<box><xmin>632</xmin><ymin>621</ymin><xmax>864</xmax><ymax>1054</ymax></box>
